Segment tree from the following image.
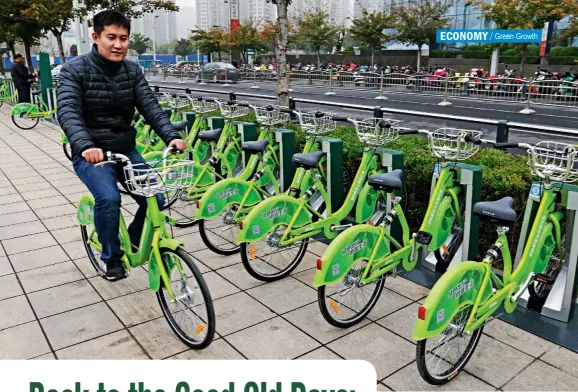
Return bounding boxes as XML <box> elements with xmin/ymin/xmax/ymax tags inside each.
<box><xmin>259</xmin><ymin>21</ymin><xmax>277</xmax><ymax>53</ymax></box>
<box><xmin>231</xmin><ymin>20</ymin><xmax>268</xmax><ymax>62</ymax></box>
<box><xmin>173</xmin><ymin>38</ymin><xmax>192</xmax><ymax>57</ymax></box>
<box><xmin>0</xmin><ymin>0</ymin><xmax>44</xmax><ymax>71</ymax></box>
<box><xmin>85</xmin><ymin>0</ymin><xmax>178</xmax><ymax>19</ymax></box>
<box><xmin>392</xmin><ymin>0</ymin><xmax>451</xmax><ymax>70</ymax></box>
<box><xmin>190</xmin><ymin>27</ymin><xmax>230</xmax><ymax>62</ymax></box>
<box><xmin>21</xmin><ymin>0</ymin><xmax>81</xmax><ymax>63</ymax></box>
<box><xmin>294</xmin><ymin>9</ymin><xmax>340</xmax><ymax>67</ymax></box>
<box><xmin>266</xmin><ymin>0</ymin><xmax>292</xmax><ymax>106</ymax></box>
<box><xmin>349</xmin><ymin>9</ymin><xmax>396</xmax><ymax>66</ymax></box>
<box><xmin>469</xmin><ymin>0</ymin><xmax>578</xmax><ymax>74</ymax></box>
<box><xmin>129</xmin><ymin>33</ymin><xmax>150</xmax><ymax>55</ymax></box>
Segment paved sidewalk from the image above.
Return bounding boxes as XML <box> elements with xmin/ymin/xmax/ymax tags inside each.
<box><xmin>0</xmin><ymin>106</ymin><xmax>577</xmax><ymax>391</ymax></box>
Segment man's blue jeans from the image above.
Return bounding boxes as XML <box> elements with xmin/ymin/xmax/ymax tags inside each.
<box><xmin>73</xmin><ymin>149</ymin><xmax>165</xmax><ymax>264</ymax></box>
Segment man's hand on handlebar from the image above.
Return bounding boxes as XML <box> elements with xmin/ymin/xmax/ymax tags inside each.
<box><xmin>82</xmin><ymin>148</ymin><xmax>104</xmax><ymax>164</ymax></box>
<box><xmin>169</xmin><ymin>139</ymin><xmax>187</xmax><ymax>152</ymax></box>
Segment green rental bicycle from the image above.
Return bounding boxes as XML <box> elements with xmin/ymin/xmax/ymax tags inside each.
<box><xmin>77</xmin><ymin>147</ymin><xmax>215</xmax><ymax>348</ymax></box>
<box><xmin>236</xmin><ymin>115</ymin><xmax>400</xmax><ymax>281</ymax></box>
<box><xmin>169</xmin><ymin>99</ymin><xmax>259</xmax><ymax>227</ymax></box>
<box><xmin>314</xmin><ymin>128</ymin><xmax>482</xmax><ymax>327</ymax></box>
<box><xmin>194</xmin><ymin>105</ymin><xmax>292</xmax><ymax>255</ymax></box>
<box><xmin>10</xmin><ymin>90</ymin><xmax>56</xmax><ymax>129</ymax></box>
<box><xmin>412</xmin><ymin>140</ymin><xmax>576</xmax><ymax>385</ymax></box>
<box><xmin>0</xmin><ymin>79</ymin><xmax>17</xmax><ymax>107</ymax></box>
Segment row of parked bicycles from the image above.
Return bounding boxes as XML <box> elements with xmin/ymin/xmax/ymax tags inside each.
<box><xmin>3</xmin><ymin>82</ymin><xmax>575</xmax><ymax>385</ymax></box>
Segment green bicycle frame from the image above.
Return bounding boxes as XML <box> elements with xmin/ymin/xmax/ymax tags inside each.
<box><xmin>413</xmin><ymin>186</ymin><xmax>564</xmax><ymax>341</ymax></box>
<box><xmin>236</xmin><ymin>146</ymin><xmax>388</xmax><ymax>245</ymax></box>
<box><xmin>78</xmin><ymin>194</ymin><xmax>184</xmax><ymax>299</ymax></box>
<box><xmin>313</xmin><ymin>163</ymin><xmax>465</xmax><ymax>287</ymax></box>
<box><xmin>10</xmin><ymin>96</ymin><xmax>56</xmax><ymax>119</ymax></box>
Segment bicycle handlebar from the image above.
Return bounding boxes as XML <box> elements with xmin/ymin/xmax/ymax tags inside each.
<box><xmin>494</xmin><ymin>142</ymin><xmax>521</xmax><ymax>149</ymax></box>
<box><xmin>280</xmin><ymin>108</ymin><xmax>294</xmax><ymax>114</ymax></box>
<box><xmin>332</xmin><ymin>115</ymin><xmax>349</xmax><ymax>122</ymax></box>
<box><xmin>399</xmin><ymin>129</ymin><xmax>419</xmax><ymax>135</ymax></box>
<box><xmin>464</xmin><ymin>133</ymin><xmax>482</xmax><ymax>145</ymax></box>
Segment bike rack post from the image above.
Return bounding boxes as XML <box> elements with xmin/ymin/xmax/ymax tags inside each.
<box><xmin>325</xmin><ymin>69</ymin><xmax>336</xmax><ymax>96</ymax></box>
<box><xmin>496</xmin><ymin>120</ymin><xmax>509</xmax><ymax>143</ymax></box>
<box><xmin>235</xmin><ymin>121</ymin><xmax>258</xmax><ymax>170</ymax></box>
<box><xmin>377</xmin><ymin>148</ymin><xmax>405</xmax><ymax>242</ymax></box>
<box><xmin>519</xmin><ymin>80</ymin><xmax>536</xmax><ymax>114</ymax></box>
<box><xmin>438</xmin><ymin>77</ymin><xmax>452</xmax><ymax>106</ymax></box>
<box><xmin>273</xmin><ymin>128</ymin><xmax>296</xmax><ymax>192</ymax></box>
<box><xmin>373</xmin><ymin>106</ymin><xmax>382</xmax><ymax>118</ymax></box>
<box><xmin>375</xmin><ymin>71</ymin><xmax>387</xmax><ymax>100</ymax></box>
<box><xmin>229</xmin><ymin>92</ymin><xmax>237</xmax><ymax>102</ymax></box>
<box><xmin>250</xmin><ymin>69</ymin><xmax>260</xmax><ymax>89</ymax></box>
<box><xmin>515</xmin><ymin>183</ymin><xmax>578</xmax><ymax>322</ymax></box>
<box><xmin>154</xmin><ymin>85</ymin><xmax>160</xmax><ymax>93</ymax></box>
<box><xmin>422</xmin><ymin>162</ymin><xmax>483</xmax><ymax>272</ymax></box>
<box><xmin>318</xmin><ymin>137</ymin><xmax>344</xmax><ymax>209</ymax></box>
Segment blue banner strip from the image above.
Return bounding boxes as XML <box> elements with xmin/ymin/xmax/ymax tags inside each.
<box><xmin>436</xmin><ymin>29</ymin><xmax>542</xmax><ymax>43</ymax></box>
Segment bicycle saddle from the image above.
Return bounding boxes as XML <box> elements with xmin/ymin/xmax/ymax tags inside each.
<box><xmin>31</xmin><ymin>90</ymin><xmax>41</xmax><ymax>95</ymax></box>
<box><xmin>473</xmin><ymin>196</ymin><xmax>517</xmax><ymax>224</ymax></box>
<box><xmin>197</xmin><ymin>128</ymin><xmax>223</xmax><ymax>141</ymax></box>
<box><xmin>368</xmin><ymin>169</ymin><xmax>404</xmax><ymax>191</ymax></box>
<box><xmin>171</xmin><ymin>120</ymin><xmax>188</xmax><ymax>131</ymax></box>
<box><xmin>242</xmin><ymin>139</ymin><xmax>269</xmax><ymax>154</ymax></box>
<box><xmin>292</xmin><ymin>151</ymin><xmax>325</xmax><ymax>169</ymax></box>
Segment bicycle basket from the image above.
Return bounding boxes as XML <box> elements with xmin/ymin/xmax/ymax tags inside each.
<box><xmin>122</xmin><ymin>159</ymin><xmax>195</xmax><ymax>197</ymax></box>
<box><xmin>155</xmin><ymin>92</ymin><xmax>171</xmax><ymax>105</ymax></box>
<box><xmin>168</xmin><ymin>95</ymin><xmax>191</xmax><ymax>111</ymax></box>
<box><xmin>254</xmin><ymin>106</ymin><xmax>290</xmax><ymax>126</ymax></box>
<box><xmin>527</xmin><ymin>141</ymin><xmax>578</xmax><ymax>183</ymax></box>
<box><xmin>429</xmin><ymin>128</ymin><xmax>482</xmax><ymax>161</ymax></box>
<box><xmin>190</xmin><ymin>97</ymin><xmax>220</xmax><ymax>114</ymax></box>
<box><xmin>357</xmin><ymin>118</ymin><xmax>401</xmax><ymax>146</ymax></box>
<box><xmin>221</xmin><ymin>103</ymin><xmax>251</xmax><ymax>119</ymax></box>
<box><xmin>298</xmin><ymin>112</ymin><xmax>337</xmax><ymax>135</ymax></box>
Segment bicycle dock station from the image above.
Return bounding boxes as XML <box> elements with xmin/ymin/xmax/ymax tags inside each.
<box><xmin>422</xmin><ymin>162</ymin><xmax>482</xmax><ymax>272</ymax></box>
<box><xmin>515</xmin><ymin>182</ymin><xmax>578</xmax><ymax>323</ymax></box>
<box><xmin>273</xmin><ymin>128</ymin><xmax>296</xmax><ymax>192</ymax></box>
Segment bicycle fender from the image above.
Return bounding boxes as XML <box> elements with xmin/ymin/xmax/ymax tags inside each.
<box><xmin>61</xmin><ymin>133</ymin><xmax>68</xmax><ymax>144</ymax></box>
<box><xmin>10</xmin><ymin>103</ymin><xmax>37</xmax><ymax>116</ymax></box>
<box><xmin>412</xmin><ymin>261</ymin><xmax>492</xmax><ymax>341</ymax></box>
<box><xmin>221</xmin><ymin>141</ymin><xmax>241</xmax><ymax>177</ymax></box>
<box><xmin>425</xmin><ymin>195</ymin><xmax>455</xmax><ymax>252</ymax></box>
<box><xmin>313</xmin><ymin>224</ymin><xmax>389</xmax><ymax>287</ymax></box>
<box><xmin>77</xmin><ymin>194</ymin><xmax>95</xmax><ymax>225</ymax></box>
<box><xmin>159</xmin><ymin>238</ymin><xmax>184</xmax><ymax>251</ymax></box>
<box><xmin>236</xmin><ymin>196</ymin><xmax>311</xmax><ymax>243</ymax></box>
<box><xmin>355</xmin><ymin>182</ymin><xmax>382</xmax><ymax>223</ymax></box>
<box><xmin>195</xmin><ymin>178</ymin><xmax>260</xmax><ymax>220</ymax></box>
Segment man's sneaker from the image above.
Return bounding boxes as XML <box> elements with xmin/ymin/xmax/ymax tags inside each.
<box><xmin>105</xmin><ymin>260</ymin><xmax>127</xmax><ymax>281</ymax></box>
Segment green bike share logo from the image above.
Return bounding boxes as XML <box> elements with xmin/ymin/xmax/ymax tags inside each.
<box><xmin>529</xmin><ymin>216</ymin><xmax>547</xmax><ymax>258</ymax></box>
<box><xmin>448</xmin><ymin>278</ymin><xmax>474</xmax><ymax>299</ymax></box>
<box><xmin>216</xmin><ymin>187</ymin><xmax>239</xmax><ymax>200</ymax></box>
<box><xmin>261</xmin><ymin>206</ymin><xmax>287</xmax><ymax>220</ymax></box>
<box><xmin>341</xmin><ymin>238</ymin><xmax>368</xmax><ymax>256</ymax></box>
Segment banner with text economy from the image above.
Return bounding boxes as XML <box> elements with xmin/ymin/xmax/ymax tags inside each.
<box><xmin>436</xmin><ymin>29</ymin><xmax>542</xmax><ymax>44</ymax></box>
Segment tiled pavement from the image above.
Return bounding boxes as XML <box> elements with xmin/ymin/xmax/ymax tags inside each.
<box><xmin>1</xmin><ymin>106</ymin><xmax>577</xmax><ymax>391</ymax></box>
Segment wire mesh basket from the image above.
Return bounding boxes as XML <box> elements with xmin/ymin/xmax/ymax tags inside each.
<box><xmin>527</xmin><ymin>141</ymin><xmax>578</xmax><ymax>183</ymax></box>
<box><xmin>428</xmin><ymin>128</ymin><xmax>482</xmax><ymax>161</ymax></box>
<box><xmin>189</xmin><ymin>97</ymin><xmax>220</xmax><ymax>114</ymax></box>
<box><xmin>356</xmin><ymin>118</ymin><xmax>401</xmax><ymax>146</ymax></box>
<box><xmin>155</xmin><ymin>92</ymin><xmax>171</xmax><ymax>105</ymax></box>
<box><xmin>254</xmin><ymin>106</ymin><xmax>290</xmax><ymax>126</ymax></box>
<box><xmin>297</xmin><ymin>112</ymin><xmax>337</xmax><ymax>135</ymax></box>
<box><xmin>122</xmin><ymin>159</ymin><xmax>195</xmax><ymax>197</ymax></box>
<box><xmin>167</xmin><ymin>94</ymin><xmax>191</xmax><ymax>111</ymax></box>
<box><xmin>220</xmin><ymin>103</ymin><xmax>251</xmax><ymax>119</ymax></box>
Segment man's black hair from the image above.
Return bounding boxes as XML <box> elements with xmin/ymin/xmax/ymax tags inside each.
<box><xmin>13</xmin><ymin>54</ymin><xmax>23</xmax><ymax>60</ymax></box>
<box><xmin>93</xmin><ymin>10</ymin><xmax>131</xmax><ymax>35</ymax></box>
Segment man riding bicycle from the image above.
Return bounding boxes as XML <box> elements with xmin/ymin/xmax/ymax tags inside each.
<box><xmin>57</xmin><ymin>10</ymin><xmax>186</xmax><ymax>281</ymax></box>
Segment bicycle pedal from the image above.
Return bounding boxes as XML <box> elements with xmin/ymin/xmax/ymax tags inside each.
<box><xmin>535</xmin><ymin>273</ymin><xmax>556</xmax><ymax>285</ymax></box>
<box><xmin>415</xmin><ymin>231</ymin><xmax>432</xmax><ymax>245</ymax></box>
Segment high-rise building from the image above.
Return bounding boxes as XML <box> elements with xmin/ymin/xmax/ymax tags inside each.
<box><xmin>176</xmin><ymin>5</ymin><xmax>197</xmax><ymax>38</ymax></box>
<box><xmin>246</xmin><ymin>0</ymin><xmax>277</xmax><ymax>23</ymax></box>
<box><xmin>195</xmin><ymin>0</ymin><xmax>229</xmax><ymax>29</ymax></box>
<box><xmin>133</xmin><ymin>7</ymin><xmax>178</xmax><ymax>46</ymax></box>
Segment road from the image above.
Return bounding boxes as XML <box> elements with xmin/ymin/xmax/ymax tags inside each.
<box><xmin>148</xmin><ymin>76</ymin><xmax>578</xmax><ymax>146</ymax></box>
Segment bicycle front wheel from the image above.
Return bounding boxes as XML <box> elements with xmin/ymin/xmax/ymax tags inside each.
<box><xmin>416</xmin><ymin>303</ymin><xmax>483</xmax><ymax>385</ymax></box>
<box><xmin>12</xmin><ymin>114</ymin><xmax>39</xmax><ymax>130</ymax></box>
<box><xmin>317</xmin><ymin>259</ymin><xmax>385</xmax><ymax>328</ymax></box>
<box><xmin>157</xmin><ymin>247</ymin><xmax>215</xmax><ymax>349</ymax></box>
<box><xmin>198</xmin><ymin>207</ymin><xmax>241</xmax><ymax>255</ymax></box>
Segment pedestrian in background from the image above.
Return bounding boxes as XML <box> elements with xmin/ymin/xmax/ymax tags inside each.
<box><xmin>10</xmin><ymin>54</ymin><xmax>36</xmax><ymax>103</ymax></box>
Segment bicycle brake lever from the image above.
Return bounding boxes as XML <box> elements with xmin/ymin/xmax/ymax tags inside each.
<box><xmin>94</xmin><ymin>161</ymin><xmax>116</xmax><ymax>168</ymax></box>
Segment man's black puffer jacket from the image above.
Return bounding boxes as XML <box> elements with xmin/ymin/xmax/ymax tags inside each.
<box><xmin>57</xmin><ymin>44</ymin><xmax>180</xmax><ymax>157</ymax></box>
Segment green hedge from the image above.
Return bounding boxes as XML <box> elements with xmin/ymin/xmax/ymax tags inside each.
<box><xmin>430</xmin><ymin>50</ymin><xmax>459</xmax><ymax>58</ymax></box>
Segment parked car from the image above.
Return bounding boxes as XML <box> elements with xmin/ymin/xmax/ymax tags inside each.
<box><xmin>197</xmin><ymin>62</ymin><xmax>241</xmax><ymax>83</ymax></box>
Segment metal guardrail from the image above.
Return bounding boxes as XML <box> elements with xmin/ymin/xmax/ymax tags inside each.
<box><xmin>144</xmin><ymin>68</ymin><xmax>578</xmax><ymax>113</ymax></box>
<box><xmin>151</xmin><ymin>84</ymin><xmax>578</xmax><ymax>144</ymax></box>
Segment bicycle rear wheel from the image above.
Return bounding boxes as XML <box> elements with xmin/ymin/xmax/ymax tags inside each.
<box><xmin>12</xmin><ymin>114</ymin><xmax>39</xmax><ymax>130</ymax></box>
<box><xmin>317</xmin><ymin>259</ymin><xmax>385</xmax><ymax>328</ymax></box>
<box><xmin>81</xmin><ymin>224</ymin><xmax>105</xmax><ymax>276</ymax></box>
<box><xmin>416</xmin><ymin>303</ymin><xmax>483</xmax><ymax>385</ymax></box>
<box><xmin>157</xmin><ymin>247</ymin><xmax>215</xmax><ymax>349</ymax></box>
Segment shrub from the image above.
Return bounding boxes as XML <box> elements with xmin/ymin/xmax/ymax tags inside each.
<box><xmin>430</xmin><ymin>50</ymin><xmax>460</xmax><ymax>58</ymax></box>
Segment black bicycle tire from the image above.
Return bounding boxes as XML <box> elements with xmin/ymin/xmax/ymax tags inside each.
<box><xmin>240</xmin><ymin>238</ymin><xmax>308</xmax><ymax>282</ymax></box>
<box><xmin>199</xmin><ymin>218</ymin><xmax>240</xmax><ymax>255</ymax></box>
<box><xmin>11</xmin><ymin>114</ymin><xmax>39</xmax><ymax>130</ymax></box>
